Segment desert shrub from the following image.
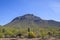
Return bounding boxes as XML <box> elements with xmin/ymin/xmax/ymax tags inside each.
<box><xmin>16</xmin><ymin>33</ymin><xmax>22</xmax><ymax>38</ymax></box>
<box><xmin>28</xmin><ymin>32</ymin><xmax>36</xmax><ymax>38</ymax></box>
<box><xmin>0</xmin><ymin>33</ymin><xmax>4</xmax><ymax>38</ymax></box>
<box><xmin>39</xmin><ymin>31</ymin><xmax>48</xmax><ymax>39</ymax></box>
<box><xmin>4</xmin><ymin>30</ymin><xmax>14</xmax><ymax>37</ymax></box>
<box><xmin>47</xmin><ymin>31</ymin><xmax>52</xmax><ymax>36</ymax></box>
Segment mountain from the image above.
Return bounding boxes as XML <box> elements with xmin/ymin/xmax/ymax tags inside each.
<box><xmin>5</xmin><ymin>14</ymin><xmax>60</xmax><ymax>28</ymax></box>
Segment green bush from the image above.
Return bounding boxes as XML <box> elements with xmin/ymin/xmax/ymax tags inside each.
<box><xmin>28</xmin><ymin>32</ymin><xmax>36</xmax><ymax>38</ymax></box>
<box><xmin>39</xmin><ymin>31</ymin><xmax>47</xmax><ymax>38</ymax></box>
<box><xmin>0</xmin><ymin>33</ymin><xmax>4</xmax><ymax>38</ymax></box>
<box><xmin>5</xmin><ymin>30</ymin><xmax>14</xmax><ymax>37</ymax></box>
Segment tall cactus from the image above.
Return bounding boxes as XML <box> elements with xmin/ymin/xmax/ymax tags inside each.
<box><xmin>28</xmin><ymin>27</ymin><xmax>30</xmax><ymax>32</ymax></box>
<box><xmin>2</xmin><ymin>28</ymin><xmax>5</xmax><ymax>33</ymax></box>
<box><xmin>28</xmin><ymin>27</ymin><xmax>36</xmax><ymax>38</ymax></box>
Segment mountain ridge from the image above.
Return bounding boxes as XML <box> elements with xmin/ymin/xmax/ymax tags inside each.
<box><xmin>5</xmin><ymin>14</ymin><xmax>60</xmax><ymax>28</ymax></box>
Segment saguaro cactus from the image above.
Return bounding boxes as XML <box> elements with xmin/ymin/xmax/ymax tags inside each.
<box><xmin>28</xmin><ymin>27</ymin><xmax>36</xmax><ymax>38</ymax></box>
<box><xmin>2</xmin><ymin>28</ymin><xmax>5</xmax><ymax>33</ymax></box>
<box><xmin>1</xmin><ymin>28</ymin><xmax>5</xmax><ymax>38</ymax></box>
<box><xmin>28</xmin><ymin>27</ymin><xmax>30</xmax><ymax>32</ymax></box>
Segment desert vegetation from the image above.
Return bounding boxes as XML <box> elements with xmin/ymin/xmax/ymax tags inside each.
<box><xmin>0</xmin><ymin>26</ymin><xmax>60</xmax><ymax>40</ymax></box>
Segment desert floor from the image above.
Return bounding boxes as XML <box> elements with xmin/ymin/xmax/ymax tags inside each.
<box><xmin>0</xmin><ymin>37</ymin><xmax>60</xmax><ymax>40</ymax></box>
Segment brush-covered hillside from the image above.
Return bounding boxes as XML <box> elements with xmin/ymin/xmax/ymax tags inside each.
<box><xmin>5</xmin><ymin>14</ymin><xmax>60</xmax><ymax>28</ymax></box>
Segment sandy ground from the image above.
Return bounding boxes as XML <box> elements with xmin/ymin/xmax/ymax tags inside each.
<box><xmin>0</xmin><ymin>38</ymin><xmax>40</xmax><ymax>40</ymax></box>
<box><xmin>0</xmin><ymin>37</ymin><xmax>60</xmax><ymax>40</ymax></box>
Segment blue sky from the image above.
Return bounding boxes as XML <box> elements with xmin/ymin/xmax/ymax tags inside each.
<box><xmin>0</xmin><ymin>0</ymin><xmax>60</xmax><ymax>25</ymax></box>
